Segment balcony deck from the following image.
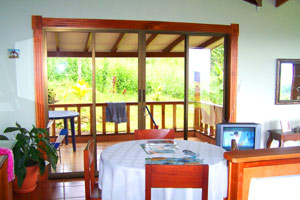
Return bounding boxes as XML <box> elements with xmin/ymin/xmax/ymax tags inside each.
<box><xmin>49</xmin><ymin>101</ymin><xmax>223</xmax><ymax>142</ymax></box>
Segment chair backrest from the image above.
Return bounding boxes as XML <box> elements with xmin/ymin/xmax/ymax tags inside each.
<box><xmin>84</xmin><ymin>139</ymin><xmax>101</xmax><ymax>200</ymax></box>
<box><xmin>145</xmin><ymin>164</ymin><xmax>209</xmax><ymax>200</ymax></box>
<box><xmin>231</xmin><ymin>139</ymin><xmax>239</xmax><ymax>151</ymax></box>
<box><xmin>134</xmin><ymin>129</ymin><xmax>175</xmax><ymax>140</ymax></box>
<box><xmin>52</xmin><ymin>129</ymin><xmax>68</xmax><ymax>149</ymax></box>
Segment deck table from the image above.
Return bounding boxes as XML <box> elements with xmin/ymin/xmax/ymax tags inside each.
<box><xmin>49</xmin><ymin>111</ymin><xmax>79</xmax><ymax>152</ymax></box>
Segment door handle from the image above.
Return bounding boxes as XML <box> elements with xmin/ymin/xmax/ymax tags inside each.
<box><xmin>143</xmin><ymin>89</ymin><xmax>145</xmax><ymax>102</ymax></box>
<box><xmin>139</xmin><ymin>89</ymin><xmax>141</xmax><ymax>102</ymax></box>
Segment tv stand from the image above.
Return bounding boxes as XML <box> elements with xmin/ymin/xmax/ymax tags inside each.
<box><xmin>267</xmin><ymin>129</ymin><xmax>300</xmax><ymax>148</ymax></box>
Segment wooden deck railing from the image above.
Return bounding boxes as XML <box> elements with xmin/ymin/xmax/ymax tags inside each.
<box><xmin>48</xmin><ymin>101</ymin><xmax>223</xmax><ymax>138</ymax></box>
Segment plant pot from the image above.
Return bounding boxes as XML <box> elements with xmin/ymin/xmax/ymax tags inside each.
<box><xmin>13</xmin><ymin>165</ymin><xmax>39</xmax><ymax>193</ymax></box>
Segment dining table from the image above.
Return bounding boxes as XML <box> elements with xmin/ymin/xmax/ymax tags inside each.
<box><xmin>48</xmin><ymin>110</ymin><xmax>79</xmax><ymax>152</ymax></box>
<box><xmin>98</xmin><ymin>139</ymin><xmax>228</xmax><ymax>200</ymax></box>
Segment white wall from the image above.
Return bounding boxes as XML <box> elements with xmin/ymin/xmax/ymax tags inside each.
<box><xmin>1</xmin><ymin>0</ymin><xmax>300</xmax><ymax>147</ymax></box>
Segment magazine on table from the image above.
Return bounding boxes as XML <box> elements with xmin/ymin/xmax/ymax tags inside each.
<box><xmin>145</xmin><ymin>157</ymin><xmax>204</xmax><ymax>165</ymax></box>
<box><xmin>140</xmin><ymin>139</ymin><xmax>179</xmax><ymax>154</ymax></box>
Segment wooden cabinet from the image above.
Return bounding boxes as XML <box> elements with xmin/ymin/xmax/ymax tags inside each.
<box><xmin>0</xmin><ymin>155</ymin><xmax>12</xmax><ymax>200</ymax></box>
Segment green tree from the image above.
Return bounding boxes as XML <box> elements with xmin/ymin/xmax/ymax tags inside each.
<box><xmin>210</xmin><ymin>44</ymin><xmax>224</xmax><ymax>105</ymax></box>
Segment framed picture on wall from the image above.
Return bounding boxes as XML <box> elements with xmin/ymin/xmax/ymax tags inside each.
<box><xmin>280</xmin><ymin>120</ymin><xmax>291</xmax><ymax>133</ymax></box>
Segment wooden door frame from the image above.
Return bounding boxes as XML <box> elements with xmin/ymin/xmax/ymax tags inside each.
<box><xmin>32</xmin><ymin>15</ymin><xmax>239</xmax><ymax>128</ymax></box>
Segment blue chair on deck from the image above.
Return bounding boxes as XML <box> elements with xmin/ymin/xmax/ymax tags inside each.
<box><xmin>52</xmin><ymin>129</ymin><xmax>68</xmax><ymax>162</ymax></box>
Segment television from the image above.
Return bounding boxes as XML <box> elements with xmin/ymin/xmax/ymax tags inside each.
<box><xmin>216</xmin><ymin>123</ymin><xmax>261</xmax><ymax>151</ymax></box>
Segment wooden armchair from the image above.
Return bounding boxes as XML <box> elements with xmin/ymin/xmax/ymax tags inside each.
<box><xmin>224</xmin><ymin>146</ymin><xmax>300</xmax><ymax>200</ymax></box>
<box><xmin>134</xmin><ymin>129</ymin><xmax>175</xmax><ymax>140</ymax></box>
<box><xmin>84</xmin><ymin>139</ymin><xmax>102</xmax><ymax>200</ymax></box>
<box><xmin>145</xmin><ymin>164</ymin><xmax>209</xmax><ymax>200</ymax></box>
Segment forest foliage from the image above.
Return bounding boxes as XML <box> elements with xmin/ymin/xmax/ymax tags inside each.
<box><xmin>47</xmin><ymin>45</ymin><xmax>224</xmax><ymax>105</ymax></box>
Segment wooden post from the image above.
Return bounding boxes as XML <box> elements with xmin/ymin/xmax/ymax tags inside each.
<box><xmin>162</xmin><ymin>104</ymin><xmax>165</xmax><ymax>129</ymax></box>
<box><xmin>150</xmin><ymin>105</ymin><xmax>154</xmax><ymax>129</ymax></box>
<box><xmin>32</xmin><ymin>15</ymin><xmax>45</xmax><ymax>129</ymax></box>
<box><xmin>127</xmin><ymin>105</ymin><xmax>130</xmax><ymax>134</ymax></box>
<box><xmin>173</xmin><ymin>104</ymin><xmax>177</xmax><ymax>131</ymax></box>
<box><xmin>102</xmin><ymin>105</ymin><xmax>106</xmax><ymax>134</ymax></box>
<box><xmin>77</xmin><ymin>106</ymin><xmax>81</xmax><ymax>136</ymax></box>
<box><xmin>90</xmin><ymin>106</ymin><xmax>93</xmax><ymax>135</ymax></box>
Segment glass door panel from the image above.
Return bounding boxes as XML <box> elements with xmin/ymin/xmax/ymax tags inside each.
<box><xmin>145</xmin><ymin>33</ymin><xmax>185</xmax><ymax>132</ymax></box>
<box><xmin>188</xmin><ymin>35</ymin><xmax>225</xmax><ymax>137</ymax></box>
<box><xmin>47</xmin><ymin>31</ymin><xmax>93</xmax><ymax>175</ymax></box>
<box><xmin>95</xmin><ymin>32</ymin><xmax>138</xmax><ymax>134</ymax></box>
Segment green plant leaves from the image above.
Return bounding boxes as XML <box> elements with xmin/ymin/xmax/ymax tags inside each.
<box><xmin>4</xmin><ymin>122</ymin><xmax>58</xmax><ymax>187</ymax></box>
<box><xmin>0</xmin><ymin>135</ymin><xmax>9</xmax><ymax>140</ymax></box>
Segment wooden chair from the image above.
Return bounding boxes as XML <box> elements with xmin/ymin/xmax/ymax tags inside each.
<box><xmin>84</xmin><ymin>139</ymin><xmax>102</xmax><ymax>200</ymax></box>
<box><xmin>134</xmin><ymin>129</ymin><xmax>175</xmax><ymax>140</ymax></box>
<box><xmin>145</xmin><ymin>164</ymin><xmax>209</xmax><ymax>200</ymax></box>
<box><xmin>52</xmin><ymin>129</ymin><xmax>68</xmax><ymax>163</ymax></box>
<box><xmin>231</xmin><ymin>139</ymin><xmax>239</xmax><ymax>151</ymax></box>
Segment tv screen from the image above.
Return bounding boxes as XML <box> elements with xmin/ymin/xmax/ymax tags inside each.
<box><xmin>216</xmin><ymin>123</ymin><xmax>261</xmax><ymax>151</ymax></box>
<box><xmin>222</xmin><ymin>127</ymin><xmax>255</xmax><ymax>151</ymax></box>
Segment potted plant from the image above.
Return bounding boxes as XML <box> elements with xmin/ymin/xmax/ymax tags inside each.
<box><xmin>3</xmin><ymin>122</ymin><xmax>58</xmax><ymax>193</ymax></box>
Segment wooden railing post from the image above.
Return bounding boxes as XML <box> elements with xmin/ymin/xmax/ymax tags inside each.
<box><xmin>115</xmin><ymin>123</ymin><xmax>118</xmax><ymax>134</ymax></box>
<box><xmin>102</xmin><ymin>105</ymin><xmax>106</xmax><ymax>134</ymax></box>
<box><xmin>150</xmin><ymin>105</ymin><xmax>154</xmax><ymax>129</ymax></box>
<box><xmin>126</xmin><ymin>105</ymin><xmax>130</xmax><ymax>134</ymax></box>
<box><xmin>90</xmin><ymin>105</ymin><xmax>93</xmax><ymax>135</ymax></box>
<box><xmin>162</xmin><ymin>104</ymin><xmax>165</xmax><ymax>129</ymax></box>
<box><xmin>199</xmin><ymin>108</ymin><xmax>204</xmax><ymax>133</ymax></box>
<box><xmin>77</xmin><ymin>106</ymin><xmax>81</xmax><ymax>136</ymax></box>
<box><xmin>194</xmin><ymin>107</ymin><xmax>200</xmax><ymax>131</ymax></box>
<box><xmin>173</xmin><ymin>104</ymin><xmax>176</xmax><ymax>131</ymax></box>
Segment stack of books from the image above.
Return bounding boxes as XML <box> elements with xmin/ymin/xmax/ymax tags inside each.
<box><xmin>140</xmin><ymin>140</ymin><xmax>203</xmax><ymax>165</ymax></box>
<box><xmin>140</xmin><ymin>140</ymin><xmax>179</xmax><ymax>154</ymax></box>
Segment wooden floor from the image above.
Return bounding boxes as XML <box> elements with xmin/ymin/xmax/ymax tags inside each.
<box><xmin>56</xmin><ymin>141</ymin><xmax>118</xmax><ymax>173</ymax></box>
<box><xmin>13</xmin><ymin>137</ymin><xmax>202</xmax><ymax>199</ymax></box>
<box><xmin>13</xmin><ymin>178</ymin><xmax>86</xmax><ymax>200</ymax></box>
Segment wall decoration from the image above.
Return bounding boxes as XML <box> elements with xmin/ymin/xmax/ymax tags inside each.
<box><xmin>8</xmin><ymin>49</ymin><xmax>20</xmax><ymax>59</ymax></box>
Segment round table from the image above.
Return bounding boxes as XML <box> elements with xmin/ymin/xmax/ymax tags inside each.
<box><xmin>99</xmin><ymin>139</ymin><xmax>228</xmax><ymax>200</ymax></box>
<box><xmin>49</xmin><ymin>111</ymin><xmax>79</xmax><ymax>152</ymax></box>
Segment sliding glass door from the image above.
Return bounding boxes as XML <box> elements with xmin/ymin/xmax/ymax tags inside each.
<box><xmin>95</xmin><ymin>32</ymin><xmax>139</xmax><ymax>135</ymax></box>
<box><xmin>145</xmin><ymin>33</ymin><xmax>185</xmax><ymax>131</ymax></box>
<box><xmin>45</xmin><ymin>28</ymin><xmax>227</xmax><ymax>178</ymax></box>
<box><xmin>188</xmin><ymin>35</ymin><xmax>225</xmax><ymax>137</ymax></box>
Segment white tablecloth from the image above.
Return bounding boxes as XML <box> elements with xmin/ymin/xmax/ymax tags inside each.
<box><xmin>99</xmin><ymin>140</ymin><xmax>228</xmax><ymax>200</ymax></box>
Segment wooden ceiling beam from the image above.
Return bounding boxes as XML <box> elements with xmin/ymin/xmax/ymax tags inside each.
<box><xmin>55</xmin><ymin>32</ymin><xmax>59</xmax><ymax>52</ymax></box>
<box><xmin>146</xmin><ymin>34</ymin><xmax>158</xmax><ymax>48</ymax></box>
<box><xmin>163</xmin><ymin>35</ymin><xmax>185</xmax><ymax>53</ymax></box>
<box><xmin>111</xmin><ymin>33</ymin><xmax>126</xmax><ymax>53</ymax></box>
<box><xmin>84</xmin><ymin>32</ymin><xmax>92</xmax><ymax>52</ymax></box>
<box><xmin>197</xmin><ymin>36</ymin><xmax>223</xmax><ymax>49</ymax></box>
<box><xmin>47</xmin><ymin>51</ymin><xmax>184</xmax><ymax>58</ymax></box>
<box><xmin>244</xmin><ymin>0</ymin><xmax>262</xmax><ymax>7</ymax></box>
<box><xmin>276</xmin><ymin>0</ymin><xmax>289</xmax><ymax>7</ymax></box>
